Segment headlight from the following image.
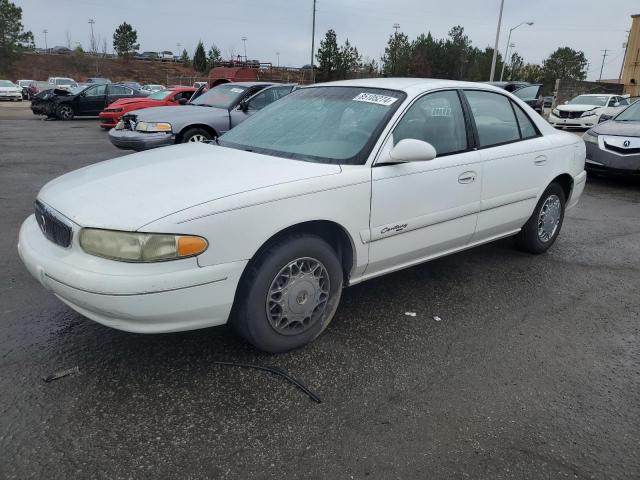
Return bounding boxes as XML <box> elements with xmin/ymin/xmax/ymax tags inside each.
<box><xmin>582</xmin><ymin>131</ymin><xmax>598</xmax><ymax>144</ymax></box>
<box><xmin>581</xmin><ymin>110</ymin><xmax>596</xmax><ymax>117</ymax></box>
<box><xmin>105</xmin><ymin>107</ymin><xmax>123</xmax><ymax>113</ymax></box>
<box><xmin>135</xmin><ymin>121</ymin><xmax>172</xmax><ymax>132</ymax></box>
<box><xmin>79</xmin><ymin>229</ymin><xmax>208</xmax><ymax>262</ymax></box>
<box><xmin>552</xmin><ymin>108</ymin><xmax>560</xmax><ymax>116</ymax></box>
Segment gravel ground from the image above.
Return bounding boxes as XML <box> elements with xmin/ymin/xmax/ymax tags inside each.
<box><xmin>1</xmin><ymin>103</ymin><xmax>639</xmax><ymax>479</ymax></box>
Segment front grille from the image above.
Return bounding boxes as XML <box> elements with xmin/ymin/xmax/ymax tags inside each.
<box><xmin>121</xmin><ymin>114</ymin><xmax>137</xmax><ymax>130</ymax></box>
<box><xmin>35</xmin><ymin>200</ymin><xmax>72</xmax><ymax>248</ymax></box>
<box><xmin>604</xmin><ymin>142</ymin><xmax>640</xmax><ymax>155</ymax></box>
<box><xmin>557</xmin><ymin>111</ymin><xmax>583</xmax><ymax>119</ymax></box>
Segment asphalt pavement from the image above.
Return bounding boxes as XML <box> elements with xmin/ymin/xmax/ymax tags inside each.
<box><xmin>1</xmin><ymin>102</ymin><xmax>639</xmax><ymax>479</ymax></box>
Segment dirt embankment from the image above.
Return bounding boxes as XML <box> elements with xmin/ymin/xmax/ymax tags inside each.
<box><xmin>8</xmin><ymin>52</ymin><xmax>197</xmax><ymax>83</ymax></box>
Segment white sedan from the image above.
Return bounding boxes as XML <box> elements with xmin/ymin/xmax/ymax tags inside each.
<box><xmin>548</xmin><ymin>93</ymin><xmax>629</xmax><ymax>129</ymax></box>
<box><xmin>0</xmin><ymin>80</ymin><xmax>23</xmax><ymax>101</ymax></box>
<box><xmin>18</xmin><ymin>79</ymin><xmax>586</xmax><ymax>352</ymax></box>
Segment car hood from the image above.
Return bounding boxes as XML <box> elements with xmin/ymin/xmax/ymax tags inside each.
<box><xmin>37</xmin><ymin>143</ymin><xmax>341</xmax><ymax>231</ymax></box>
<box><xmin>0</xmin><ymin>86</ymin><xmax>20</xmax><ymax>92</ymax></box>
<box><xmin>591</xmin><ymin>120</ymin><xmax>640</xmax><ymax>136</ymax></box>
<box><xmin>129</xmin><ymin>104</ymin><xmax>227</xmax><ymax>122</ymax></box>
<box><xmin>108</xmin><ymin>98</ymin><xmax>163</xmax><ymax>109</ymax></box>
<box><xmin>557</xmin><ymin>104</ymin><xmax>600</xmax><ymax>112</ymax></box>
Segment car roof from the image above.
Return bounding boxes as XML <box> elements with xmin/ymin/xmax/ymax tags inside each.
<box><xmin>226</xmin><ymin>81</ymin><xmax>274</xmax><ymax>87</ymax></box>
<box><xmin>310</xmin><ymin>77</ymin><xmax>507</xmax><ymax>94</ymax></box>
<box><xmin>576</xmin><ymin>93</ymin><xmax>615</xmax><ymax>97</ymax></box>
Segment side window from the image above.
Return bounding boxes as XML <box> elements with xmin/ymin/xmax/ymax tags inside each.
<box><xmin>109</xmin><ymin>85</ymin><xmax>133</xmax><ymax>96</ymax></box>
<box><xmin>247</xmin><ymin>89</ymin><xmax>270</xmax><ymax>110</ymax></box>
<box><xmin>512</xmin><ymin>103</ymin><xmax>538</xmax><ymax>139</ymax></box>
<box><xmin>465</xmin><ymin>90</ymin><xmax>520</xmax><ymax>147</ymax></box>
<box><xmin>512</xmin><ymin>85</ymin><xmax>540</xmax><ymax>101</ymax></box>
<box><xmin>85</xmin><ymin>85</ymin><xmax>107</xmax><ymax>97</ymax></box>
<box><xmin>392</xmin><ymin>90</ymin><xmax>467</xmax><ymax>156</ymax></box>
<box><xmin>272</xmin><ymin>86</ymin><xmax>293</xmax><ymax>100</ymax></box>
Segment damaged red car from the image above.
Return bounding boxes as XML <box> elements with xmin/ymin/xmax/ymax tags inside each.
<box><xmin>98</xmin><ymin>86</ymin><xmax>200</xmax><ymax>129</ymax></box>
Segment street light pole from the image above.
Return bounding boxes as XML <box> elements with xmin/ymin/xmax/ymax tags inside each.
<box><xmin>310</xmin><ymin>0</ymin><xmax>316</xmax><ymax>83</ymax></box>
<box><xmin>276</xmin><ymin>51</ymin><xmax>280</xmax><ymax>68</ymax></box>
<box><xmin>499</xmin><ymin>21</ymin><xmax>533</xmax><ymax>81</ymax></box>
<box><xmin>489</xmin><ymin>0</ymin><xmax>505</xmax><ymax>81</ymax></box>
<box><xmin>88</xmin><ymin>18</ymin><xmax>95</xmax><ymax>53</ymax></box>
<box><xmin>43</xmin><ymin>29</ymin><xmax>48</xmax><ymax>54</ymax></box>
<box><xmin>241</xmin><ymin>36</ymin><xmax>247</xmax><ymax>63</ymax></box>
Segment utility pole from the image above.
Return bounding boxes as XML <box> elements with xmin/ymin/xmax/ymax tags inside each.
<box><xmin>598</xmin><ymin>49</ymin><xmax>609</xmax><ymax>81</ymax></box>
<box><xmin>42</xmin><ymin>29</ymin><xmax>48</xmax><ymax>53</ymax></box>
<box><xmin>393</xmin><ymin>23</ymin><xmax>400</xmax><ymax>34</ymax></box>
<box><xmin>310</xmin><ymin>0</ymin><xmax>316</xmax><ymax>83</ymax></box>
<box><xmin>241</xmin><ymin>36</ymin><xmax>247</xmax><ymax>63</ymax></box>
<box><xmin>489</xmin><ymin>0</ymin><xmax>505</xmax><ymax>81</ymax></box>
<box><xmin>88</xmin><ymin>18</ymin><xmax>96</xmax><ymax>53</ymax></box>
<box><xmin>276</xmin><ymin>51</ymin><xmax>280</xmax><ymax>68</ymax></box>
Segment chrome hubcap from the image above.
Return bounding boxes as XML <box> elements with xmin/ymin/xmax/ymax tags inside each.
<box><xmin>266</xmin><ymin>257</ymin><xmax>330</xmax><ymax>335</ymax></box>
<box><xmin>188</xmin><ymin>134</ymin><xmax>208</xmax><ymax>143</ymax></box>
<box><xmin>538</xmin><ymin>194</ymin><xmax>561</xmax><ymax>242</ymax></box>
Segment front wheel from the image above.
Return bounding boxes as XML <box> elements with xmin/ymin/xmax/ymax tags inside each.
<box><xmin>55</xmin><ymin>104</ymin><xmax>74</xmax><ymax>120</ymax></box>
<box><xmin>231</xmin><ymin>234</ymin><xmax>343</xmax><ymax>353</ymax></box>
<box><xmin>514</xmin><ymin>182</ymin><xmax>566</xmax><ymax>254</ymax></box>
<box><xmin>180</xmin><ymin>128</ymin><xmax>214</xmax><ymax>144</ymax></box>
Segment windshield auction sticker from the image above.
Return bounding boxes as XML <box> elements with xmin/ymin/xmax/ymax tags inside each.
<box><xmin>353</xmin><ymin>92</ymin><xmax>399</xmax><ymax>106</ymax></box>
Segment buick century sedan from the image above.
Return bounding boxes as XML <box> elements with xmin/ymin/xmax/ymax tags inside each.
<box><xmin>18</xmin><ymin>78</ymin><xmax>586</xmax><ymax>352</ymax></box>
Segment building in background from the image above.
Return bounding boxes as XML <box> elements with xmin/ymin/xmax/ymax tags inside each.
<box><xmin>621</xmin><ymin>14</ymin><xmax>640</xmax><ymax>95</ymax></box>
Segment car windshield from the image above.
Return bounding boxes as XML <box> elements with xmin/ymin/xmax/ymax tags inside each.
<box><xmin>219</xmin><ymin>86</ymin><xmax>406</xmax><ymax>165</ymax></box>
<box><xmin>190</xmin><ymin>84</ymin><xmax>248</xmax><ymax>108</ymax></box>
<box><xmin>614</xmin><ymin>101</ymin><xmax>640</xmax><ymax>122</ymax></box>
<box><xmin>148</xmin><ymin>90</ymin><xmax>172</xmax><ymax>100</ymax></box>
<box><xmin>0</xmin><ymin>80</ymin><xmax>16</xmax><ymax>87</ymax></box>
<box><xmin>568</xmin><ymin>95</ymin><xmax>608</xmax><ymax>106</ymax></box>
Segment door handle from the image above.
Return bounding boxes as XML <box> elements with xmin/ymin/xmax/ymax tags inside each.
<box><xmin>534</xmin><ymin>155</ymin><xmax>547</xmax><ymax>166</ymax></box>
<box><xmin>458</xmin><ymin>171</ymin><xmax>477</xmax><ymax>184</ymax></box>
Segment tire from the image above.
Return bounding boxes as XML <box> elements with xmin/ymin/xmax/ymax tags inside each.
<box><xmin>231</xmin><ymin>234</ymin><xmax>343</xmax><ymax>353</ymax></box>
<box><xmin>180</xmin><ymin>128</ymin><xmax>214</xmax><ymax>144</ymax></box>
<box><xmin>55</xmin><ymin>104</ymin><xmax>74</xmax><ymax>120</ymax></box>
<box><xmin>514</xmin><ymin>182</ymin><xmax>566</xmax><ymax>254</ymax></box>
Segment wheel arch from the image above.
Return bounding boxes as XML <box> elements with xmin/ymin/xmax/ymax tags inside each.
<box><xmin>244</xmin><ymin>220</ymin><xmax>357</xmax><ymax>286</ymax></box>
<box><xmin>176</xmin><ymin>124</ymin><xmax>218</xmax><ymax>143</ymax></box>
<box><xmin>549</xmin><ymin>173</ymin><xmax>573</xmax><ymax>202</ymax></box>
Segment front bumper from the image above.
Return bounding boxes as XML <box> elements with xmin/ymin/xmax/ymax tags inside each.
<box><xmin>585</xmin><ymin>141</ymin><xmax>640</xmax><ymax>175</ymax></box>
<box><xmin>31</xmin><ymin>101</ymin><xmax>54</xmax><ymax>116</ymax></box>
<box><xmin>0</xmin><ymin>92</ymin><xmax>22</xmax><ymax>101</ymax></box>
<box><xmin>18</xmin><ymin>214</ymin><xmax>246</xmax><ymax>333</ymax></box>
<box><xmin>548</xmin><ymin>113</ymin><xmax>598</xmax><ymax>129</ymax></box>
<box><xmin>108</xmin><ymin>128</ymin><xmax>175</xmax><ymax>151</ymax></box>
<box><xmin>99</xmin><ymin>111</ymin><xmax>121</xmax><ymax>128</ymax></box>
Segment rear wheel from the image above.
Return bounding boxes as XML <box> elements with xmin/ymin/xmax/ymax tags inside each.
<box><xmin>55</xmin><ymin>104</ymin><xmax>74</xmax><ymax>120</ymax></box>
<box><xmin>514</xmin><ymin>182</ymin><xmax>566</xmax><ymax>254</ymax></box>
<box><xmin>180</xmin><ymin>128</ymin><xmax>214</xmax><ymax>144</ymax></box>
<box><xmin>231</xmin><ymin>234</ymin><xmax>343</xmax><ymax>353</ymax></box>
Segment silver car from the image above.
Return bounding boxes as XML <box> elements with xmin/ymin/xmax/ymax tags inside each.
<box><xmin>109</xmin><ymin>82</ymin><xmax>296</xmax><ymax>151</ymax></box>
<box><xmin>583</xmin><ymin>100</ymin><xmax>640</xmax><ymax>175</ymax></box>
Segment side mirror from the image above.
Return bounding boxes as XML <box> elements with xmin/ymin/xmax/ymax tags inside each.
<box><xmin>178</xmin><ymin>98</ymin><xmax>187</xmax><ymax>105</ymax></box>
<box><xmin>389</xmin><ymin>139</ymin><xmax>437</xmax><ymax>163</ymax></box>
<box><xmin>239</xmin><ymin>100</ymin><xmax>249</xmax><ymax>112</ymax></box>
<box><xmin>613</xmin><ymin>102</ymin><xmax>620</xmax><ymax>107</ymax></box>
<box><xmin>563</xmin><ymin>101</ymin><xmax>568</xmax><ymax>104</ymax></box>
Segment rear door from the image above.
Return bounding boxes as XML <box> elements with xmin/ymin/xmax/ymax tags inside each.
<box><xmin>463</xmin><ymin>89</ymin><xmax>550</xmax><ymax>242</ymax></box>
<box><xmin>106</xmin><ymin>85</ymin><xmax>135</xmax><ymax>106</ymax></box>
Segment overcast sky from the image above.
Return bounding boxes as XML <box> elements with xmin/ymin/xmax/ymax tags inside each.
<box><xmin>16</xmin><ymin>0</ymin><xmax>635</xmax><ymax>80</ymax></box>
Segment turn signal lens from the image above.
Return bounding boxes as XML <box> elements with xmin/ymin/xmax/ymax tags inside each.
<box><xmin>177</xmin><ymin>236</ymin><xmax>208</xmax><ymax>257</ymax></box>
<box><xmin>79</xmin><ymin>229</ymin><xmax>208</xmax><ymax>262</ymax></box>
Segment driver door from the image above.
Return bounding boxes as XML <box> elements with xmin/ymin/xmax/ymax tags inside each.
<box><xmin>78</xmin><ymin>84</ymin><xmax>107</xmax><ymax>115</ymax></box>
<box><xmin>366</xmin><ymin>90</ymin><xmax>482</xmax><ymax>276</ymax></box>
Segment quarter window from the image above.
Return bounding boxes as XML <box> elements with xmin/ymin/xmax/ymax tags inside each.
<box><xmin>392</xmin><ymin>90</ymin><xmax>467</xmax><ymax>156</ymax></box>
<box><xmin>465</xmin><ymin>90</ymin><xmax>520</xmax><ymax>147</ymax></box>
<box><xmin>513</xmin><ymin>104</ymin><xmax>538</xmax><ymax>139</ymax></box>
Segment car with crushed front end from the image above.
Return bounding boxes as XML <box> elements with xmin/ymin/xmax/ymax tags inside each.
<box><xmin>108</xmin><ymin>82</ymin><xmax>295</xmax><ymax>151</ymax></box>
<box><xmin>30</xmin><ymin>83</ymin><xmax>146</xmax><ymax>120</ymax></box>
<box><xmin>548</xmin><ymin>94</ymin><xmax>628</xmax><ymax>129</ymax></box>
<box><xmin>98</xmin><ymin>86</ymin><xmax>199</xmax><ymax>129</ymax></box>
<box><xmin>18</xmin><ymin>78</ymin><xmax>586</xmax><ymax>353</ymax></box>
<box><xmin>583</xmin><ymin>98</ymin><xmax>640</xmax><ymax>176</ymax></box>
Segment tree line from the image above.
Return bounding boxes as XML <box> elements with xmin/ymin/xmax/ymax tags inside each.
<box><xmin>316</xmin><ymin>26</ymin><xmax>588</xmax><ymax>93</ymax></box>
